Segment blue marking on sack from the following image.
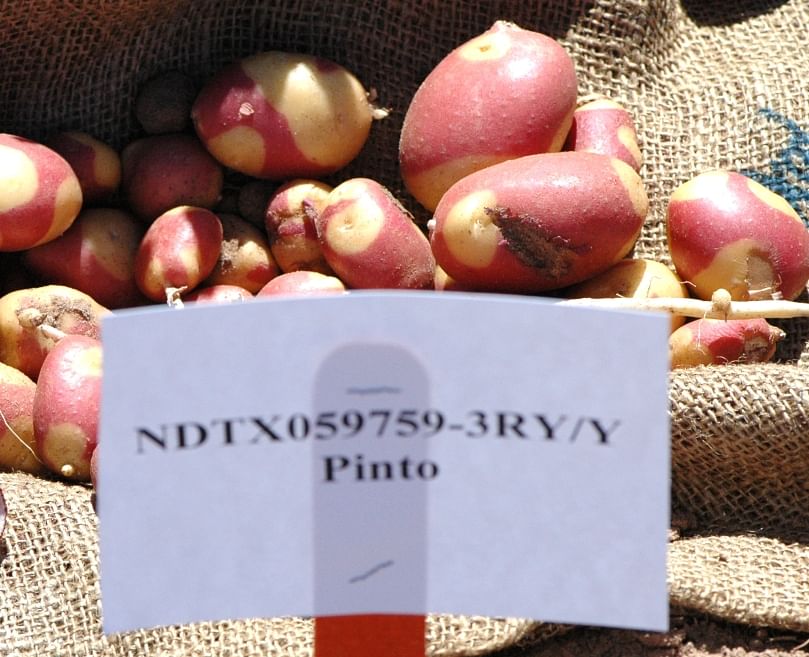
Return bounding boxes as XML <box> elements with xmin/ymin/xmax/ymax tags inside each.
<box><xmin>739</xmin><ymin>108</ymin><xmax>809</xmax><ymax>227</ymax></box>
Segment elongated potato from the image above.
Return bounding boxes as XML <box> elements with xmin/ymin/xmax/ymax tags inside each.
<box><xmin>400</xmin><ymin>20</ymin><xmax>577</xmax><ymax>211</ymax></box>
<box><xmin>316</xmin><ymin>178</ymin><xmax>435</xmax><ymax>289</ymax></box>
<box><xmin>430</xmin><ymin>151</ymin><xmax>648</xmax><ymax>293</ymax></box>
<box><xmin>669</xmin><ymin>318</ymin><xmax>784</xmax><ymax>368</ymax></box>
<box><xmin>33</xmin><ymin>334</ymin><xmax>102</xmax><ymax>481</ymax></box>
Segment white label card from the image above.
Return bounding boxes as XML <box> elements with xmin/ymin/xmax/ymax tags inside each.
<box><xmin>97</xmin><ymin>291</ymin><xmax>671</xmax><ymax>635</ymax></box>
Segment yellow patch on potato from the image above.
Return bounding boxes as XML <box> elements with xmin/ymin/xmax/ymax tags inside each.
<box><xmin>0</xmin><ymin>145</ymin><xmax>38</xmax><ymax>212</ymax></box>
<box><xmin>611</xmin><ymin>158</ymin><xmax>648</xmax><ymax>220</ymax></box>
<box><xmin>616</xmin><ymin>125</ymin><xmax>643</xmax><ymax>168</ymax></box>
<box><xmin>670</xmin><ymin>170</ymin><xmax>730</xmax><ymax>205</ymax></box>
<box><xmin>324</xmin><ymin>194</ymin><xmax>383</xmax><ymax>256</ymax></box>
<box><xmin>457</xmin><ymin>30</ymin><xmax>512</xmax><ymax>61</ymax></box>
<box><xmin>443</xmin><ymin>190</ymin><xmax>500</xmax><ymax>268</ymax></box>
<box><xmin>243</xmin><ymin>53</ymin><xmax>371</xmax><ymax>168</ymax></box>
<box><xmin>41</xmin><ymin>422</ymin><xmax>91</xmax><ymax>480</ymax></box>
<box><xmin>691</xmin><ymin>238</ymin><xmax>777</xmax><ymax>301</ymax></box>
<box><xmin>406</xmin><ymin>154</ymin><xmax>505</xmax><ymax>213</ymax></box>
<box><xmin>74</xmin><ymin>344</ymin><xmax>103</xmax><ymax>377</ymax></box>
<box><xmin>38</xmin><ymin>176</ymin><xmax>84</xmax><ymax>247</ymax></box>
<box><xmin>207</xmin><ymin>126</ymin><xmax>266</xmax><ymax>177</ymax></box>
<box><xmin>746</xmin><ymin>175</ymin><xmax>801</xmax><ymax>221</ymax></box>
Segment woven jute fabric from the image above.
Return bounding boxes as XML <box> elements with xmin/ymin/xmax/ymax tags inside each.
<box><xmin>2</xmin><ymin>0</ymin><xmax>809</xmax><ymax>653</ymax></box>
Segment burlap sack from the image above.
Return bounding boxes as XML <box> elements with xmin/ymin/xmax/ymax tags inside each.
<box><xmin>1</xmin><ymin>0</ymin><xmax>809</xmax><ymax>654</ymax></box>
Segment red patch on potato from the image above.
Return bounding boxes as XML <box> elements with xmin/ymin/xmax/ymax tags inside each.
<box><xmin>256</xmin><ymin>270</ymin><xmax>346</xmax><ymax>297</ymax></box>
<box><xmin>430</xmin><ymin>151</ymin><xmax>647</xmax><ymax>293</ymax></box>
<box><xmin>667</xmin><ymin>170</ymin><xmax>809</xmax><ymax>301</ymax></box>
<box><xmin>400</xmin><ymin>20</ymin><xmax>578</xmax><ymax>211</ymax></box>
<box><xmin>0</xmin><ymin>133</ymin><xmax>83</xmax><ymax>251</ymax></box>
<box><xmin>134</xmin><ymin>205</ymin><xmax>224</xmax><ymax>302</ymax></box>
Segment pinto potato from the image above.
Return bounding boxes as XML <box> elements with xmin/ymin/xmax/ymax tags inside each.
<box><xmin>563</xmin><ymin>97</ymin><xmax>642</xmax><ymax>171</ymax></box>
<box><xmin>667</xmin><ymin>170</ymin><xmax>809</xmax><ymax>301</ymax></box>
<box><xmin>0</xmin><ymin>133</ymin><xmax>83</xmax><ymax>251</ymax></box>
<box><xmin>315</xmin><ymin>178</ymin><xmax>435</xmax><ymax>290</ymax></box>
<box><xmin>430</xmin><ymin>151</ymin><xmax>647</xmax><ymax>293</ymax></box>
<box><xmin>45</xmin><ymin>131</ymin><xmax>122</xmax><ymax>204</ymax></box>
<box><xmin>400</xmin><ymin>20</ymin><xmax>578</xmax><ymax>211</ymax></box>
<box><xmin>192</xmin><ymin>51</ymin><xmax>377</xmax><ymax>179</ymax></box>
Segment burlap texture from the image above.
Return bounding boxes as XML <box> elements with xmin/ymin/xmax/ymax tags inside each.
<box><xmin>2</xmin><ymin>0</ymin><xmax>809</xmax><ymax>654</ymax></box>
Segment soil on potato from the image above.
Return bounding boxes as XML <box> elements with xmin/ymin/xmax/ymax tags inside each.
<box><xmin>493</xmin><ymin>615</ymin><xmax>809</xmax><ymax>657</ymax></box>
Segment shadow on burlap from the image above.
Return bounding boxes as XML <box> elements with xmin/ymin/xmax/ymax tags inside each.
<box><xmin>1</xmin><ymin>0</ymin><xmax>809</xmax><ymax>655</ymax></box>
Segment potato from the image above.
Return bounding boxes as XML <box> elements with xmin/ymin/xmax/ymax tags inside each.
<box><xmin>563</xmin><ymin>98</ymin><xmax>642</xmax><ymax>171</ymax></box>
<box><xmin>315</xmin><ymin>178</ymin><xmax>435</xmax><ymax>289</ymax></box>
<box><xmin>0</xmin><ymin>133</ymin><xmax>83</xmax><ymax>251</ymax></box>
<box><xmin>565</xmin><ymin>258</ymin><xmax>689</xmax><ymax>331</ymax></box>
<box><xmin>667</xmin><ymin>170</ymin><xmax>809</xmax><ymax>301</ymax></box>
<box><xmin>0</xmin><ymin>284</ymin><xmax>109</xmax><ymax>380</ymax></box>
<box><xmin>237</xmin><ymin>179</ymin><xmax>275</xmax><ymax>228</ymax></box>
<box><xmin>203</xmin><ymin>213</ymin><xmax>279</xmax><ymax>293</ymax></box>
<box><xmin>399</xmin><ymin>20</ymin><xmax>578</xmax><ymax>211</ymax></box>
<box><xmin>0</xmin><ymin>361</ymin><xmax>45</xmax><ymax>474</ymax></box>
<box><xmin>669</xmin><ymin>317</ymin><xmax>785</xmax><ymax>368</ymax></box>
<box><xmin>256</xmin><ymin>270</ymin><xmax>346</xmax><ymax>297</ymax></box>
<box><xmin>430</xmin><ymin>151</ymin><xmax>647</xmax><ymax>293</ymax></box>
<box><xmin>45</xmin><ymin>131</ymin><xmax>122</xmax><ymax>204</ymax></box>
<box><xmin>22</xmin><ymin>207</ymin><xmax>147</xmax><ymax>309</ymax></box>
<box><xmin>265</xmin><ymin>178</ymin><xmax>334</xmax><ymax>274</ymax></box>
<box><xmin>121</xmin><ymin>133</ymin><xmax>224</xmax><ymax>221</ymax></box>
<box><xmin>134</xmin><ymin>70</ymin><xmax>198</xmax><ymax>135</ymax></box>
<box><xmin>192</xmin><ymin>51</ymin><xmax>376</xmax><ymax>179</ymax></box>
<box><xmin>185</xmin><ymin>284</ymin><xmax>253</xmax><ymax>304</ymax></box>
<box><xmin>33</xmin><ymin>334</ymin><xmax>102</xmax><ymax>481</ymax></box>
<box><xmin>134</xmin><ymin>205</ymin><xmax>223</xmax><ymax>302</ymax></box>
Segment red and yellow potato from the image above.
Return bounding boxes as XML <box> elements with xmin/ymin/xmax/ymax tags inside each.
<box><xmin>192</xmin><ymin>51</ymin><xmax>376</xmax><ymax>179</ymax></box>
<box><xmin>0</xmin><ymin>362</ymin><xmax>45</xmax><ymax>474</ymax></box>
<box><xmin>0</xmin><ymin>133</ymin><xmax>83</xmax><ymax>251</ymax></box>
<box><xmin>22</xmin><ymin>208</ymin><xmax>146</xmax><ymax>309</ymax></box>
<box><xmin>563</xmin><ymin>97</ymin><xmax>642</xmax><ymax>171</ymax></box>
<box><xmin>669</xmin><ymin>317</ymin><xmax>785</xmax><ymax>368</ymax></box>
<box><xmin>204</xmin><ymin>213</ymin><xmax>279</xmax><ymax>293</ymax></box>
<box><xmin>399</xmin><ymin>20</ymin><xmax>578</xmax><ymax>211</ymax></box>
<box><xmin>565</xmin><ymin>258</ymin><xmax>689</xmax><ymax>331</ymax></box>
<box><xmin>430</xmin><ymin>151</ymin><xmax>648</xmax><ymax>293</ymax></box>
<box><xmin>667</xmin><ymin>170</ymin><xmax>809</xmax><ymax>301</ymax></box>
<box><xmin>315</xmin><ymin>178</ymin><xmax>435</xmax><ymax>290</ymax></box>
<box><xmin>0</xmin><ymin>284</ymin><xmax>109</xmax><ymax>380</ymax></box>
<box><xmin>33</xmin><ymin>334</ymin><xmax>102</xmax><ymax>481</ymax></box>
<box><xmin>265</xmin><ymin>178</ymin><xmax>334</xmax><ymax>274</ymax></box>
<box><xmin>45</xmin><ymin>131</ymin><xmax>122</xmax><ymax>205</ymax></box>
<box><xmin>121</xmin><ymin>133</ymin><xmax>224</xmax><ymax>221</ymax></box>
<box><xmin>256</xmin><ymin>270</ymin><xmax>346</xmax><ymax>297</ymax></box>
<box><xmin>134</xmin><ymin>205</ymin><xmax>224</xmax><ymax>302</ymax></box>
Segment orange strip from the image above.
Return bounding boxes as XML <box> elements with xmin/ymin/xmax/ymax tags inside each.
<box><xmin>314</xmin><ymin>614</ymin><xmax>426</xmax><ymax>657</ymax></box>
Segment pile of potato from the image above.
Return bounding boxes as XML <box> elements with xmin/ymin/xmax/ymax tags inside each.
<box><xmin>1</xmin><ymin>20</ymin><xmax>808</xmax><ymax>487</ymax></box>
